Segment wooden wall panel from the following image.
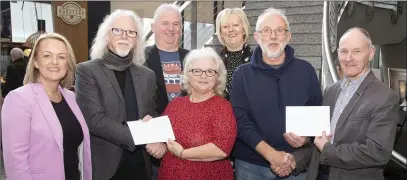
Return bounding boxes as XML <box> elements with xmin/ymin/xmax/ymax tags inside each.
<box><xmin>52</xmin><ymin>1</ymin><xmax>88</xmax><ymax>63</ymax></box>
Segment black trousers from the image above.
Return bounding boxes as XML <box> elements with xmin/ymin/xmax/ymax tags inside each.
<box><xmin>111</xmin><ymin>150</ymin><xmax>148</xmax><ymax>180</ymax></box>
<box><xmin>317</xmin><ymin>165</ymin><xmax>330</xmax><ymax>180</ymax></box>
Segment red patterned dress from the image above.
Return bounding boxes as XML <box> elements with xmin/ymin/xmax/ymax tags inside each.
<box><xmin>158</xmin><ymin>95</ymin><xmax>237</xmax><ymax>180</ymax></box>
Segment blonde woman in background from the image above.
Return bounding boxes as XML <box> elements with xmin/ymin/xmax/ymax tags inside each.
<box><xmin>215</xmin><ymin>8</ymin><xmax>252</xmax><ymax>100</ymax></box>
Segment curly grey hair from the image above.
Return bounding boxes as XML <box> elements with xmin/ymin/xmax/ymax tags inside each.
<box><xmin>181</xmin><ymin>47</ymin><xmax>227</xmax><ymax>96</ymax></box>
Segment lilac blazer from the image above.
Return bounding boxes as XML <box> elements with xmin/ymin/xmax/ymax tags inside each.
<box><xmin>1</xmin><ymin>83</ymin><xmax>92</xmax><ymax>180</ymax></box>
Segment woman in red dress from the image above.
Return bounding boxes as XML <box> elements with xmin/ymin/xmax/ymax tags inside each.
<box><xmin>158</xmin><ymin>47</ymin><xmax>237</xmax><ymax>180</ymax></box>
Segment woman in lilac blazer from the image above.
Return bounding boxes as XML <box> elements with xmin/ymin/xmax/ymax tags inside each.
<box><xmin>1</xmin><ymin>33</ymin><xmax>92</xmax><ymax>180</ymax></box>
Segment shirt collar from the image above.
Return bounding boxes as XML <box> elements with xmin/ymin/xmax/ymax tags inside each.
<box><xmin>340</xmin><ymin>69</ymin><xmax>371</xmax><ymax>90</ymax></box>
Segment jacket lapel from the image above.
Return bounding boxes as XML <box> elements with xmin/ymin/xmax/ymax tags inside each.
<box><xmin>100</xmin><ymin>61</ymin><xmax>125</xmax><ymax>106</ymax></box>
<box><xmin>179</xmin><ymin>48</ymin><xmax>189</xmax><ymax>69</ymax></box>
<box><xmin>60</xmin><ymin>87</ymin><xmax>90</xmax><ymax>142</ymax></box>
<box><xmin>147</xmin><ymin>45</ymin><xmax>167</xmax><ymax>102</ymax></box>
<box><xmin>32</xmin><ymin>83</ymin><xmax>63</xmax><ymax>154</ymax></box>
<box><xmin>334</xmin><ymin>72</ymin><xmax>376</xmax><ymax>133</ymax></box>
<box><xmin>129</xmin><ymin>65</ymin><xmax>143</xmax><ymax>116</ymax></box>
<box><xmin>327</xmin><ymin>83</ymin><xmax>341</xmax><ymax>118</ymax></box>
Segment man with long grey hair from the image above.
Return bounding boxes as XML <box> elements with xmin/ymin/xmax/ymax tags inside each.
<box><xmin>75</xmin><ymin>9</ymin><xmax>166</xmax><ymax>180</ymax></box>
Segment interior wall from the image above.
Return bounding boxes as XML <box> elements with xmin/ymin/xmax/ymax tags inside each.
<box><xmin>110</xmin><ymin>1</ymin><xmax>244</xmax><ymax>24</ymax></box>
<box><xmin>110</xmin><ymin>1</ymin><xmax>172</xmax><ymax>19</ymax></box>
<box><xmin>380</xmin><ymin>37</ymin><xmax>407</xmax><ymax>92</ymax></box>
<box><xmin>52</xmin><ymin>1</ymin><xmax>88</xmax><ymax>63</ymax></box>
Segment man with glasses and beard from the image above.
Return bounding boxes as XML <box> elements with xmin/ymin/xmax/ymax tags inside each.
<box><xmin>230</xmin><ymin>8</ymin><xmax>322</xmax><ymax>180</ymax></box>
<box><xmin>75</xmin><ymin>10</ymin><xmax>166</xmax><ymax>180</ymax></box>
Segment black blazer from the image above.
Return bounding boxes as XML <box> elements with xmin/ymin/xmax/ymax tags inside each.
<box><xmin>144</xmin><ymin>45</ymin><xmax>189</xmax><ymax>115</ymax></box>
<box><xmin>1</xmin><ymin>58</ymin><xmax>27</xmax><ymax>98</ymax></box>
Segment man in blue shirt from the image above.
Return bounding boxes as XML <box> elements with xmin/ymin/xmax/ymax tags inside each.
<box><xmin>230</xmin><ymin>7</ymin><xmax>322</xmax><ymax>180</ymax></box>
<box><xmin>145</xmin><ymin>4</ymin><xmax>190</xmax><ymax>114</ymax></box>
<box><xmin>144</xmin><ymin>4</ymin><xmax>189</xmax><ymax>179</ymax></box>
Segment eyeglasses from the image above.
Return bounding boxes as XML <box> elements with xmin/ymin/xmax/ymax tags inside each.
<box><xmin>258</xmin><ymin>28</ymin><xmax>288</xmax><ymax>36</ymax></box>
<box><xmin>111</xmin><ymin>28</ymin><xmax>137</xmax><ymax>38</ymax></box>
<box><xmin>189</xmin><ymin>69</ymin><xmax>217</xmax><ymax>77</ymax></box>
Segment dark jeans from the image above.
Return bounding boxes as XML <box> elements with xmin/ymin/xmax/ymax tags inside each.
<box><xmin>316</xmin><ymin>173</ymin><xmax>329</xmax><ymax>180</ymax></box>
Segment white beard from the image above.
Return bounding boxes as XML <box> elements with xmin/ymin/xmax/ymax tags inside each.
<box><xmin>114</xmin><ymin>40</ymin><xmax>132</xmax><ymax>57</ymax></box>
<box><xmin>260</xmin><ymin>41</ymin><xmax>287</xmax><ymax>59</ymax></box>
<box><xmin>115</xmin><ymin>47</ymin><xmax>131</xmax><ymax>57</ymax></box>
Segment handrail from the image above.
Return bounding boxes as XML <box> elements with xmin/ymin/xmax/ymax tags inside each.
<box><xmin>143</xmin><ymin>1</ymin><xmax>191</xmax><ymax>42</ymax></box>
<box><xmin>322</xmin><ymin>1</ymin><xmax>339</xmax><ymax>82</ymax></box>
<box><xmin>391</xmin><ymin>150</ymin><xmax>407</xmax><ymax>169</ymax></box>
<box><xmin>322</xmin><ymin>1</ymin><xmax>407</xmax><ymax>168</ymax></box>
<box><xmin>337</xmin><ymin>1</ymin><xmax>349</xmax><ymax>24</ymax></box>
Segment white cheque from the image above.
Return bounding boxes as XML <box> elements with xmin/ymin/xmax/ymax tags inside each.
<box><xmin>127</xmin><ymin>115</ymin><xmax>176</xmax><ymax>145</ymax></box>
<box><xmin>285</xmin><ymin>106</ymin><xmax>331</xmax><ymax>136</ymax></box>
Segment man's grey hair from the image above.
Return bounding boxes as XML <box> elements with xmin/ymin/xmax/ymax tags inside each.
<box><xmin>153</xmin><ymin>4</ymin><xmax>181</xmax><ymax>23</ymax></box>
<box><xmin>10</xmin><ymin>48</ymin><xmax>24</xmax><ymax>60</ymax></box>
<box><xmin>255</xmin><ymin>7</ymin><xmax>290</xmax><ymax>32</ymax></box>
<box><xmin>90</xmin><ymin>9</ymin><xmax>145</xmax><ymax>66</ymax></box>
<box><xmin>181</xmin><ymin>47</ymin><xmax>227</xmax><ymax>96</ymax></box>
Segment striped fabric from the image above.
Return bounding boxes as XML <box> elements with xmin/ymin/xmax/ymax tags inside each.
<box><xmin>330</xmin><ymin>69</ymin><xmax>371</xmax><ymax>143</ymax></box>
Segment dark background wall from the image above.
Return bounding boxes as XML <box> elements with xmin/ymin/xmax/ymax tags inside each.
<box><xmin>1</xmin><ymin>1</ymin><xmax>11</xmax><ymax>38</ymax></box>
<box><xmin>87</xmin><ymin>1</ymin><xmax>110</xmax><ymax>59</ymax></box>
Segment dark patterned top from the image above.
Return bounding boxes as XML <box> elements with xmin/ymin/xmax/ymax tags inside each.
<box><xmin>158</xmin><ymin>96</ymin><xmax>237</xmax><ymax>180</ymax></box>
<box><xmin>220</xmin><ymin>44</ymin><xmax>252</xmax><ymax>100</ymax></box>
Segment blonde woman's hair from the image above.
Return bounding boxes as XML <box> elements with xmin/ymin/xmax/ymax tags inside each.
<box><xmin>23</xmin><ymin>33</ymin><xmax>76</xmax><ymax>88</ymax></box>
<box><xmin>215</xmin><ymin>8</ymin><xmax>250</xmax><ymax>46</ymax></box>
<box><xmin>181</xmin><ymin>47</ymin><xmax>227</xmax><ymax>96</ymax></box>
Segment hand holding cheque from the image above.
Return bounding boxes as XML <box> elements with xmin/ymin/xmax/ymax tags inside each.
<box><xmin>285</xmin><ymin>106</ymin><xmax>332</xmax><ymax>151</ymax></box>
<box><xmin>128</xmin><ymin>115</ymin><xmax>176</xmax><ymax>159</ymax></box>
<box><xmin>141</xmin><ymin>115</ymin><xmax>165</xmax><ymax>158</ymax></box>
<box><xmin>271</xmin><ymin>106</ymin><xmax>333</xmax><ymax>177</ymax></box>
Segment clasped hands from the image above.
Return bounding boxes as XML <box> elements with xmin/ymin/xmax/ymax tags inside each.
<box><xmin>142</xmin><ymin>115</ymin><xmax>185</xmax><ymax>159</ymax></box>
<box><xmin>269</xmin><ymin>151</ymin><xmax>296</xmax><ymax>177</ymax></box>
<box><xmin>143</xmin><ymin>115</ymin><xmax>167</xmax><ymax>159</ymax></box>
<box><xmin>269</xmin><ymin>132</ymin><xmax>309</xmax><ymax>177</ymax></box>
<box><xmin>271</xmin><ymin>131</ymin><xmax>331</xmax><ymax>177</ymax></box>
